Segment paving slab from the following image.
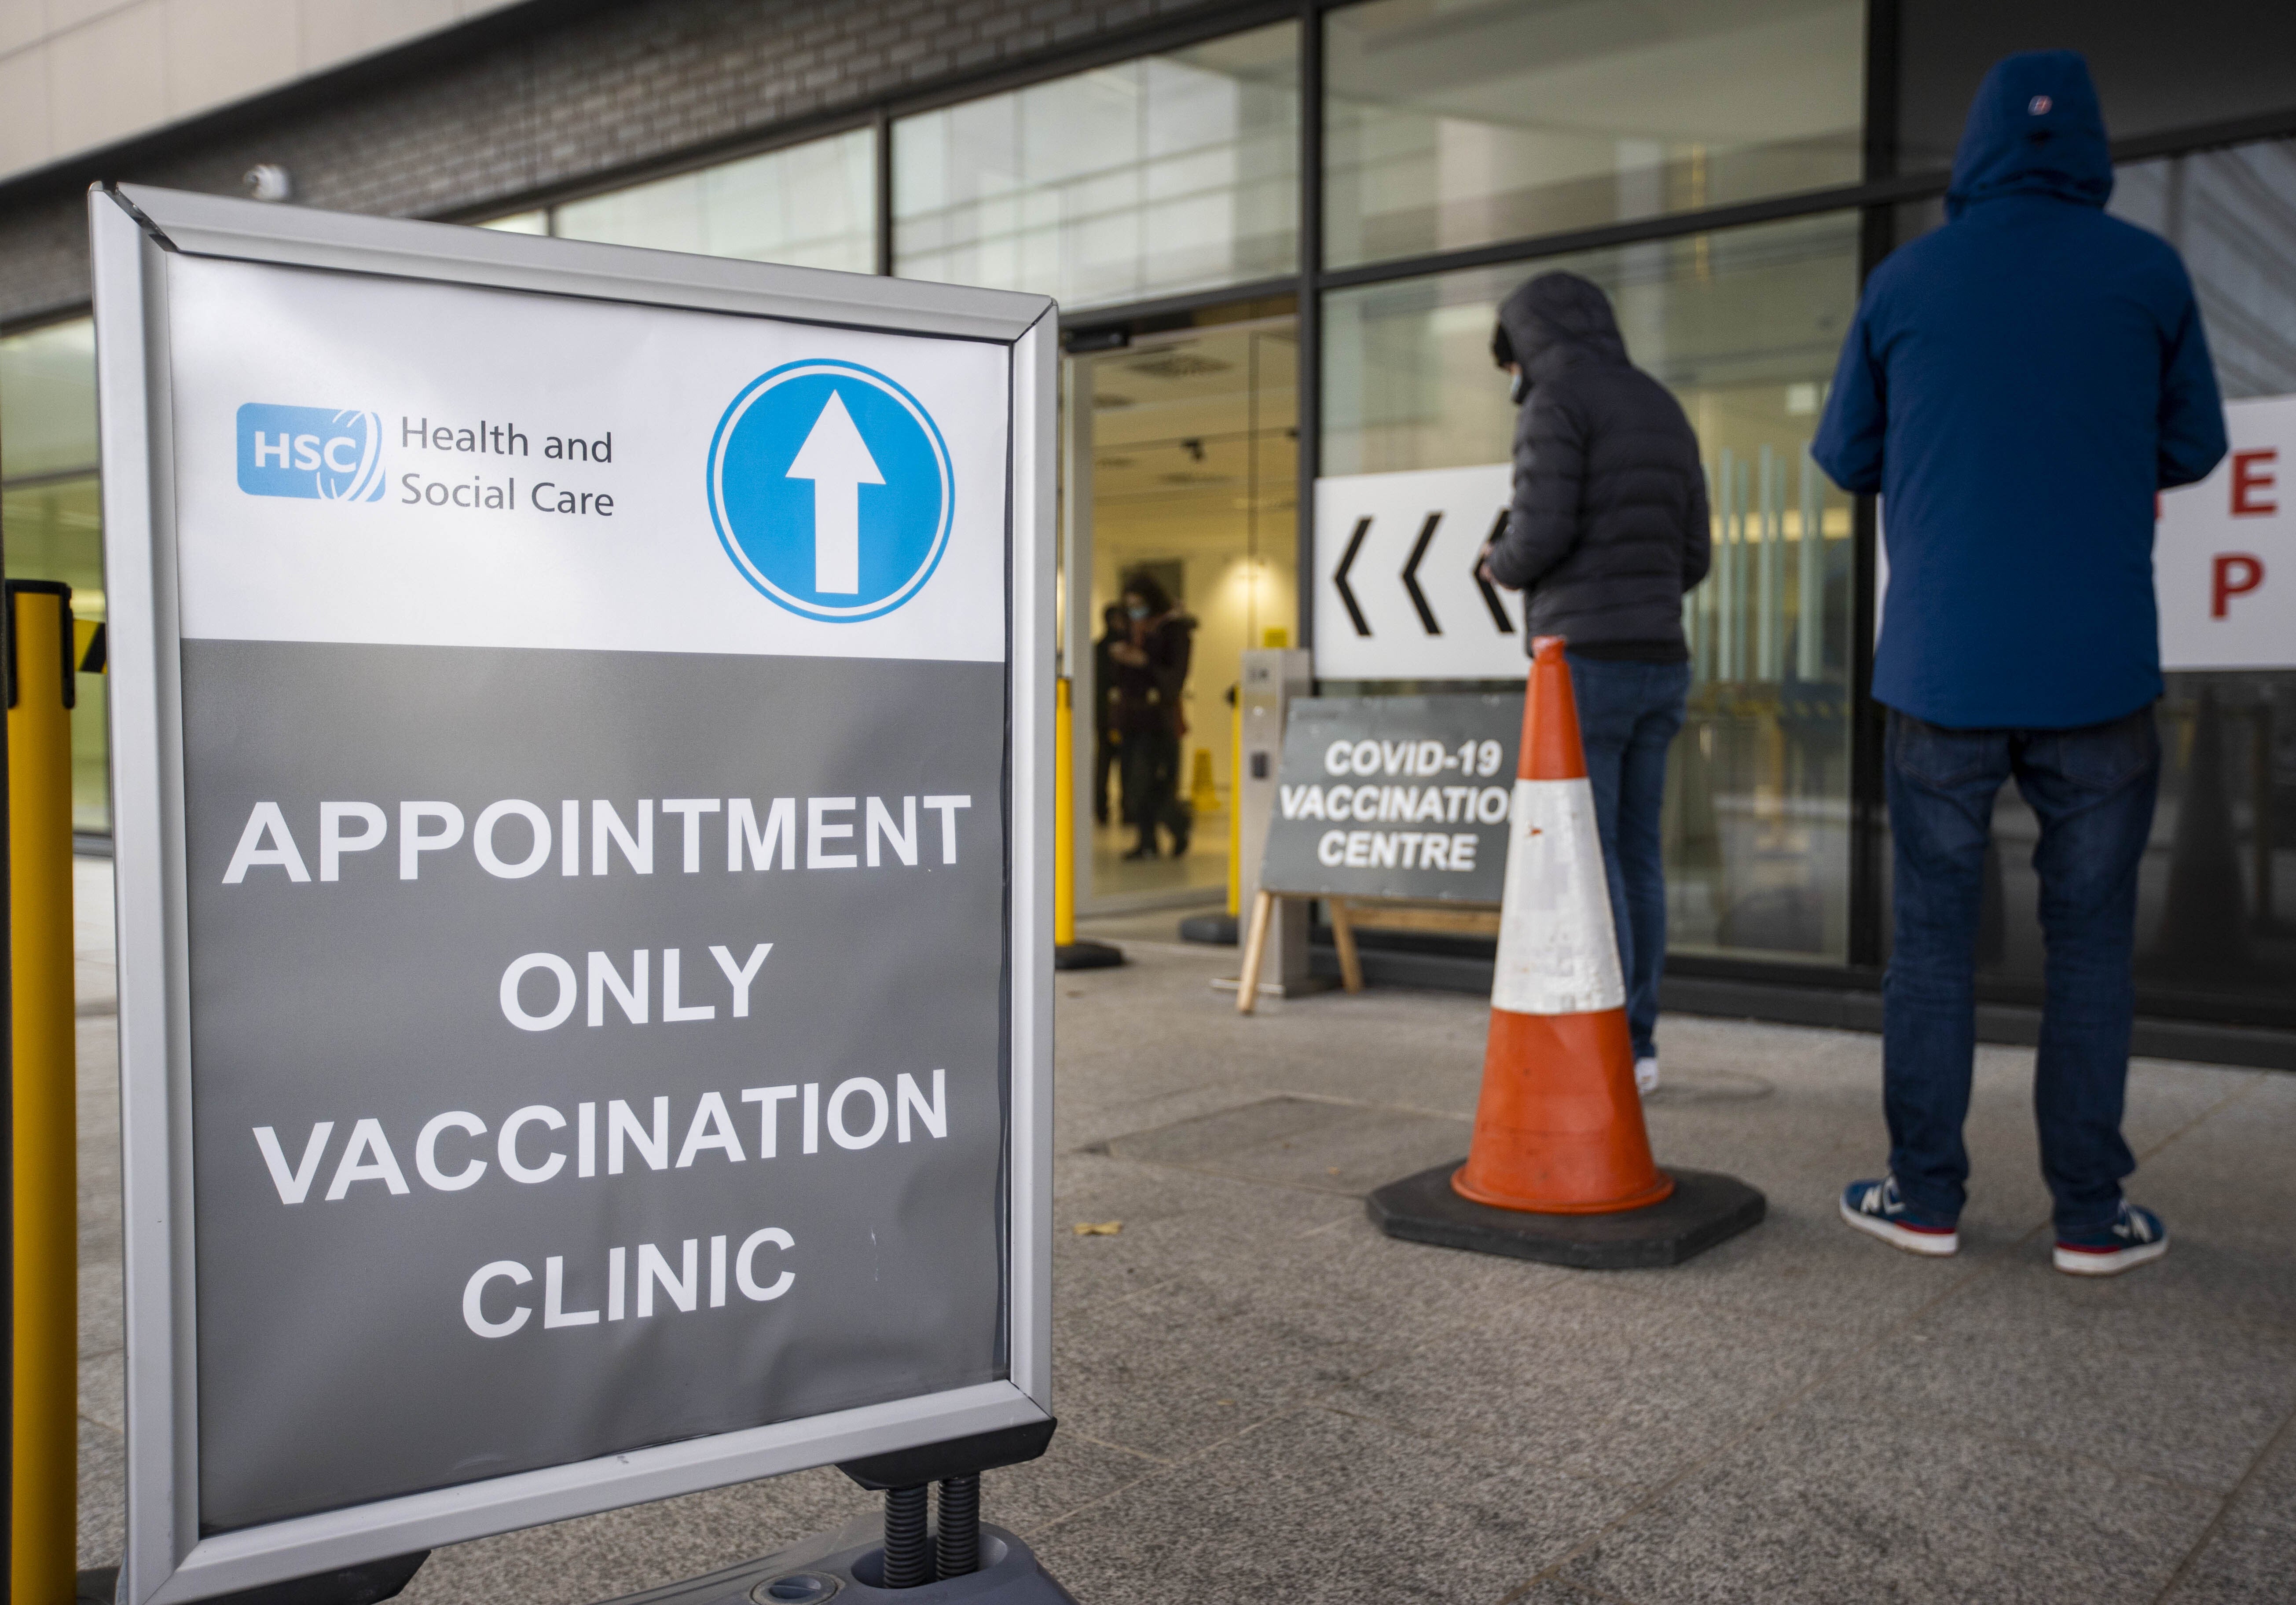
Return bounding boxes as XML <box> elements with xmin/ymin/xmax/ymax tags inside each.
<box><xmin>79</xmin><ymin>1416</ymin><xmax>124</xmax><ymax>1572</ymax></box>
<box><xmin>2219</xmin><ymin>1414</ymin><xmax>2296</xmax><ymax>1537</ymax></box>
<box><xmin>1030</xmin><ymin>1405</ymin><xmax>1636</xmax><ymax>1605</ymax></box>
<box><xmin>1810</xmin><ymin>1258</ymin><xmax>2296</xmax><ymax>1492</ymax></box>
<box><xmin>1321</xmin><ymin>1273</ymin><xmax>1868</xmax><ymax>1494</ymax></box>
<box><xmin>1554</xmin><ymin>1387</ymin><xmax>2222</xmax><ymax>1605</ymax></box>
<box><xmin>2155</xmin><ymin>1516</ymin><xmax>2296</xmax><ymax>1604</ymax></box>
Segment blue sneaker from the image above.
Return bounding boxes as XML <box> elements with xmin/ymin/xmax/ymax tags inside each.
<box><xmin>1839</xmin><ymin>1175</ymin><xmax>1959</xmax><ymax>1256</ymax></box>
<box><xmin>2054</xmin><ymin>1201</ymin><xmax>2168</xmax><ymax>1277</ymax></box>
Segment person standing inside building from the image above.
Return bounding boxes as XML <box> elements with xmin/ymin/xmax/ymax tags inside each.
<box><xmin>1093</xmin><ymin>602</ymin><xmax>1127</xmax><ymax>827</ymax></box>
<box><xmin>1482</xmin><ymin>270</ymin><xmax>1710</xmax><ymax>1096</ymax></box>
<box><xmin>1815</xmin><ymin>51</ymin><xmax>2226</xmax><ymax>1276</ymax></box>
<box><xmin>1107</xmin><ymin>573</ymin><xmax>1196</xmax><ymax>861</ymax></box>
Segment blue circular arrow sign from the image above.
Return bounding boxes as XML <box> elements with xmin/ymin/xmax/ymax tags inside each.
<box><xmin>708</xmin><ymin>360</ymin><xmax>954</xmax><ymax>621</ymax></box>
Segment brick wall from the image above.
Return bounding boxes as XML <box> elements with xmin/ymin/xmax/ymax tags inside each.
<box><xmin>0</xmin><ymin>0</ymin><xmax>1244</xmax><ymax>326</ymax></box>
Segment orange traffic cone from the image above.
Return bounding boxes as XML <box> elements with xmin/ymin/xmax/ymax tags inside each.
<box><xmin>1453</xmin><ymin>636</ymin><xmax>1673</xmax><ymax>1214</ymax></box>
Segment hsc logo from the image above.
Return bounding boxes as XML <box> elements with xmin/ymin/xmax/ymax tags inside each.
<box><xmin>236</xmin><ymin>405</ymin><xmax>387</xmax><ymax>502</ymax></box>
<box><xmin>707</xmin><ymin>361</ymin><xmax>953</xmax><ymax>622</ymax></box>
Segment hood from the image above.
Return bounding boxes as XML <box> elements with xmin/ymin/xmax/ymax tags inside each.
<box><xmin>1496</xmin><ymin>271</ymin><xmax>1627</xmax><ymax>378</ymax></box>
<box><xmin>1946</xmin><ymin>50</ymin><xmax>2112</xmax><ymax>219</ymax></box>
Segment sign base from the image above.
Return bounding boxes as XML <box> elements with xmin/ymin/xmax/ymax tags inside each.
<box><xmin>1368</xmin><ymin>1163</ymin><xmax>1764</xmax><ymax>1269</ymax></box>
<box><xmin>601</xmin><ymin>1519</ymin><xmax>1076</xmax><ymax>1605</ymax></box>
<box><xmin>1175</xmin><ymin>912</ymin><xmax>1236</xmax><ymax>946</ymax></box>
<box><xmin>1208</xmin><ymin>974</ymin><xmax>1338</xmax><ymax>999</ymax></box>
<box><xmin>1054</xmin><ymin>940</ymin><xmax>1125</xmax><ymax>971</ymax></box>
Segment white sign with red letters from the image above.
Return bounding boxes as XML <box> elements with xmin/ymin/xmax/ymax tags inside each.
<box><xmin>2157</xmin><ymin>392</ymin><xmax>2293</xmax><ymax>670</ymax></box>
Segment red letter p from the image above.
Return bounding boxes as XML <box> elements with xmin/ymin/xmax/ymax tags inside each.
<box><xmin>2212</xmin><ymin>553</ymin><xmax>2265</xmax><ymax>618</ymax></box>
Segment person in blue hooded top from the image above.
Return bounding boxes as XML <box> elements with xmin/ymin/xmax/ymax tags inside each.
<box><xmin>1814</xmin><ymin>51</ymin><xmax>2226</xmax><ymax>1278</ymax></box>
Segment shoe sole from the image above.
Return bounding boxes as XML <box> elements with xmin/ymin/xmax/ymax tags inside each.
<box><xmin>2053</xmin><ymin>1238</ymin><xmax>2168</xmax><ymax>1277</ymax></box>
<box><xmin>1838</xmin><ymin>1197</ymin><xmax>1958</xmax><ymax>1256</ymax></box>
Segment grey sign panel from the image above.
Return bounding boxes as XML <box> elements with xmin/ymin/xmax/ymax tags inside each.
<box><xmin>184</xmin><ymin>643</ymin><xmax>1008</xmax><ymax>1528</ymax></box>
<box><xmin>92</xmin><ymin>183</ymin><xmax>1057</xmax><ymax>1604</ymax></box>
<box><xmin>1257</xmin><ymin>695</ymin><xmax>1522</xmax><ymax>904</ymax></box>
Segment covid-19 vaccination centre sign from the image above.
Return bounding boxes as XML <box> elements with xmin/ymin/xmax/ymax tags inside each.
<box><xmin>90</xmin><ymin>183</ymin><xmax>1056</xmax><ymax>1604</ymax></box>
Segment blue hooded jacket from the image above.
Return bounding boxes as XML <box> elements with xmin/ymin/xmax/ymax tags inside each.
<box><xmin>1812</xmin><ymin>50</ymin><xmax>2227</xmax><ymax>729</ymax></box>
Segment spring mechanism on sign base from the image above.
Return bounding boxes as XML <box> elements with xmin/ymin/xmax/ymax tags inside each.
<box><xmin>936</xmin><ymin>1473</ymin><xmax>981</xmax><ymax>1577</ymax></box>
<box><xmin>882</xmin><ymin>1484</ymin><xmax>931</xmax><ymax>1588</ymax></box>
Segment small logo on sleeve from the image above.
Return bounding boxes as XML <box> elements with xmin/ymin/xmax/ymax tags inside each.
<box><xmin>236</xmin><ymin>405</ymin><xmax>387</xmax><ymax>502</ymax></box>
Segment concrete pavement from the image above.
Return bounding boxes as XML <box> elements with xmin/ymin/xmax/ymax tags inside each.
<box><xmin>72</xmin><ymin>877</ymin><xmax>2296</xmax><ymax>1603</ymax></box>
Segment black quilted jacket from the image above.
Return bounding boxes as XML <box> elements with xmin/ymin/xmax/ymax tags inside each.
<box><xmin>1486</xmin><ymin>271</ymin><xmax>1711</xmax><ymax>652</ymax></box>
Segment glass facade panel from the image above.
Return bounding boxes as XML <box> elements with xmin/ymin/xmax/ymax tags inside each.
<box><xmin>1</xmin><ymin>317</ymin><xmax>110</xmax><ymax>833</ymax></box>
<box><xmin>1325</xmin><ymin>0</ymin><xmax>1864</xmax><ymax>271</ymax></box>
<box><xmin>555</xmin><ymin>128</ymin><xmax>877</xmax><ymax>273</ymax></box>
<box><xmin>1324</xmin><ymin>212</ymin><xmax>1863</xmax><ymax>959</ymax></box>
<box><xmin>893</xmin><ymin>24</ymin><xmax>1298</xmax><ymax>309</ymax></box>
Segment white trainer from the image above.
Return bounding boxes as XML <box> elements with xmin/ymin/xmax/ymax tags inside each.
<box><xmin>1634</xmin><ymin>1056</ymin><xmax>1660</xmax><ymax>1095</ymax></box>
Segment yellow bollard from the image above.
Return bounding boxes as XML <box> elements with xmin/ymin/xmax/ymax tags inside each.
<box><xmin>1187</xmin><ymin>748</ymin><xmax>1218</xmax><ymax>816</ymax></box>
<box><xmin>10</xmin><ymin>580</ymin><xmax>77</xmax><ymax>1605</ymax></box>
<box><xmin>1054</xmin><ymin>676</ymin><xmax>1076</xmax><ymax>948</ymax></box>
<box><xmin>1053</xmin><ymin>675</ymin><xmax>1122</xmax><ymax>970</ymax></box>
<box><xmin>1226</xmin><ymin>688</ymin><xmax>1241</xmax><ymax>920</ymax></box>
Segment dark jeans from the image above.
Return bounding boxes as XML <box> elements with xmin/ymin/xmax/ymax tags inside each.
<box><xmin>1565</xmin><ymin>654</ymin><xmax>1691</xmax><ymax>1061</ymax></box>
<box><xmin>1093</xmin><ymin>726</ymin><xmax>1120</xmax><ymax>824</ymax></box>
<box><xmin>1120</xmin><ymin>726</ymin><xmax>1190</xmax><ymax>850</ymax></box>
<box><xmin>1883</xmin><ymin>707</ymin><xmax>2160</xmax><ymax>1235</ymax></box>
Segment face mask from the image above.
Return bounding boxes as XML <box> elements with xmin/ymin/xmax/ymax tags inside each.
<box><xmin>1509</xmin><ymin>369</ymin><xmax>1530</xmax><ymax>405</ymax></box>
<box><xmin>1126</xmin><ymin>603</ymin><xmax>1149</xmax><ymax>620</ymax></box>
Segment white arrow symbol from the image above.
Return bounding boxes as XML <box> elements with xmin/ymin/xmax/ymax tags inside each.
<box><xmin>785</xmin><ymin>389</ymin><xmax>885</xmax><ymax>594</ymax></box>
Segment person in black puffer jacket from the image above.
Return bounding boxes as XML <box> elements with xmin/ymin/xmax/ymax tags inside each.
<box><xmin>1483</xmin><ymin>269</ymin><xmax>1710</xmax><ymax>1096</ymax></box>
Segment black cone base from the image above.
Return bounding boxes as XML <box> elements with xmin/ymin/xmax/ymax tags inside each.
<box><xmin>1053</xmin><ymin>940</ymin><xmax>1124</xmax><ymax>971</ymax></box>
<box><xmin>1368</xmin><ymin>1162</ymin><xmax>1764</xmax><ymax>1269</ymax></box>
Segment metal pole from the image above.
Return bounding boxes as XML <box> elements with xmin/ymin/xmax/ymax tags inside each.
<box><xmin>7</xmin><ymin>579</ymin><xmax>74</xmax><ymax>1605</ymax></box>
<box><xmin>1757</xmin><ymin>443</ymin><xmax>1778</xmax><ymax>683</ymax></box>
<box><xmin>880</xmin><ymin>1486</ymin><xmax>930</xmax><ymax>1589</ymax></box>
<box><xmin>1798</xmin><ymin>445</ymin><xmax>1823</xmax><ymax>681</ymax></box>
<box><xmin>934</xmin><ymin>1474</ymin><xmax>980</xmax><ymax>1579</ymax></box>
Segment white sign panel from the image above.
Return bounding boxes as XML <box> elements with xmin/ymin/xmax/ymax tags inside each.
<box><xmin>1312</xmin><ymin>465</ymin><xmax>1525</xmax><ymax>680</ymax></box>
<box><xmin>2158</xmin><ymin>392</ymin><xmax>2295</xmax><ymax>669</ymax></box>
<box><xmin>92</xmin><ymin>185</ymin><xmax>1056</xmax><ymax>1605</ymax></box>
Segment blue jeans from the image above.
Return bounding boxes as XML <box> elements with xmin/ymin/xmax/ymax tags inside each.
<box><xmin>1565</xmin><ymin>654</ymin><xmax>1691</xmax><ymax>1061</ymax></box>
<box><xmin>1883</xmin><ymin>707</ymin><xmax>2160</xmax><ymax>1235</ymax></box>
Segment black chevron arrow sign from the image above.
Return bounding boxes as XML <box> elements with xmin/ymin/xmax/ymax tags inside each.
<box><xmin>1334</xmin><ymin>515</ymin><xmax>1373</xmax><ymax>636</ymax></box>
<box><xmin>1402</xmin><ymin>512</ymin><xmax>1443</xmax><ymax>634</ymax></box>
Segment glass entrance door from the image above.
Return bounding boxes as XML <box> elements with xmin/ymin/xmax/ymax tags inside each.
<box><xmin>1066</xmin><ymin>317</ymin><xmax>1299</xmax><ymax>909</ymax></box>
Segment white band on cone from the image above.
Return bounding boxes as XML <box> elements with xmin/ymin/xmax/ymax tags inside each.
<box><xmin>1490</xmin><ymin>777</ymin><xmax>1625</xmax><ymax>1015</ymax></box>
